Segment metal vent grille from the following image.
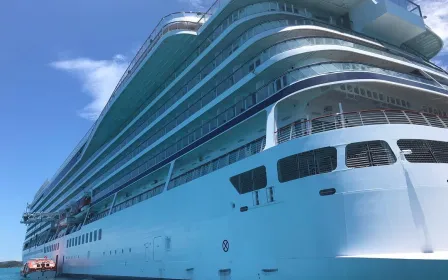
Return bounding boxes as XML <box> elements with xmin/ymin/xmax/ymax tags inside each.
<box><xmin>397</xmin><ymin>139</ymin><xmax>448</xmax><ymax>163</ymax></box>
<box><xmin>346</xmin><ymin>141</ymin><xmax>396</xmax><ymax>168</ymax></box>
<box><xmin>277</xmin><ymin>147</ymin><xmax>337</xmax><ymax>183</ymax></box>
<box><xmin>230</xmin><ymin>166</ymin><xmax>267</xmax><ymax>194</ymax></box>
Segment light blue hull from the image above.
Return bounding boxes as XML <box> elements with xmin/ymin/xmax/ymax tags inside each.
<box><xmin>23</xmin><ymin>124</ymin><xmax>448</xmax><ymax>279</ymax></box>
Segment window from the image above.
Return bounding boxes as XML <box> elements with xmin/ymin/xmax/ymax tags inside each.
<box><xmin>94</xmin><ymin>230</ymin><xmax>97</xmax><ymax>241</ymax></box>
<box><xmin>67</xmin><ymin>240</ymin><xmax>69</xmax><ymax>248</ymax></box>
<box><xmin>275</xmin><ymin>78</ymin><xmax>282</xmax><ymax>92</ymax></box>
<box><xmin>230</xmin><ymin>166</ymin><xmax>267</xmax><ymax>194</ymax></box>
<box><xmin>85</xmin><ymin>233</ymin><xmax>89</xmax><ymax>243</ymax></box>
<box><xmin>98</xmin><ymin>229</ymin><xmax>102</xmax><ymax>241</ymax></box>
<box><xmin>78</xmin><ymin>236</ymin><xmax>81</xmax><ymax>245</ymax></box>
<box><xmin>90</xmin><ymin>232</ymin><xmax>93</xmax><ymax>242</ymax></box>
<box><xmin>82</xmin><ymin>235</ymin><xmax>85</xmax><ymax>244</ymax></box>
<box><xmin>278</xmin><ymin>147</ymin><xmax>337</xmax><ymax>183</ymax></box>
<box><xmin>397</xmin><ymin>139</ymin><xmax>448</xmax><ymax>163</ymax></box>
<box><xmin>346</xmin><ymin>141</ymin><xmax>396</xmax><ymax>168</ymax></box>
<box><xmin>75</xmin><ymin>238</ymin><xmax>77</xmax><ymax>246</ymax></box>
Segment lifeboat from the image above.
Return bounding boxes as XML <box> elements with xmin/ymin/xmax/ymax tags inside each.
<box><xmin>78</xmin><ymin>195</ymin><xmax>91</xmax><ymax>212</ymax></box>
<box><xmin>57</xmin><ymin>213</ymin><xmax>75</xmax><ymax>227</ymax></box>
<box><xmin>20</xmin><ymin>258</ymin><xmax>56</xmax><ymax>279</ymax></box>
<box><xmin>68</xmin><ymin>195</ymin><xmax>91</xmax><ymax>216</ymax></box>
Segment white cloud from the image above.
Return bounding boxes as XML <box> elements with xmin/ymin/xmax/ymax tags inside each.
<box><xmin>433</xmin><ymin>59</ymin><xmax>448</xmax><ymax>71</ymax></box>
<box><xmin>178</xmin><ymin>0</ymin><xmax>214</xmax><ymax>10</ymax></box>
<box><xmin>415</xmin><ymin>0</ymin><xmax>448</xmax><ymax>52</ymax></box>
<box><xmin>50</xmin><ymin>55</ymin><xmax>129</xmax><ymax>120</ymax></box>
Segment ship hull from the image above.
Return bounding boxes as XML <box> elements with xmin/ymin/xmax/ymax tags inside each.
<box><xmin>23</xmin><ymin>124</ymin><xmax>448</xmax><ymax>279</ymax></box>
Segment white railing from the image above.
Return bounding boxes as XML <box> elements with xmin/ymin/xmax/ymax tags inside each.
<box><xmin>34</xmin><ymin>0</ymin><xmax>445</xmax><ymax>212</ymax></box>
<box><xmin>276</xmin><ymin>109</ymin><xmax>448</xmax><ymax>144</ymax></box>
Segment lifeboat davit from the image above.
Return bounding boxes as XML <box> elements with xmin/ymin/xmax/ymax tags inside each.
<box><xmin>20</xmin><ymin>257</ymin><xmax>56</xmax><ymax>279</ymax></box>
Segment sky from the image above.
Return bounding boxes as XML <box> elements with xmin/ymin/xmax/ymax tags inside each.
<box><xmin>0</xmin><ymin>0</ymin><xmax>446</xmax><ymax>261</ymax></box>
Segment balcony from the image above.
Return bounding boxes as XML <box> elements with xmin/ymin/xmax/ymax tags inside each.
<box><xmin>276</xmin><ymin>110</ymin><xmax>448</xmax><ymax>144</ymax></box>
<box><xmin>350</xmin><ymin>0</ymin><xmax>425</xmax><ymax>46</ymax></box>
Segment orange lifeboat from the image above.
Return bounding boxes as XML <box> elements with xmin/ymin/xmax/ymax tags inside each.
<box><xmin>20</xmin><ymin>258</ymin><xmax>56</xmax><ymax>279</ymax></box>
<box><xmin>78</xmin><ymin>195</ymin><xmax>91</xmax><ymax>212</ymax></box>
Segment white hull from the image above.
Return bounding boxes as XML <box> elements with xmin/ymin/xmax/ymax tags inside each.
<box><xmin>23</xmin><ymin>124</ymin><xmax>448</xmax><ymax>279</ymax></box>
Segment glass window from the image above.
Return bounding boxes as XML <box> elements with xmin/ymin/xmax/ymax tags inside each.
<box><xmin>275</xmin><ymin>78</ymin><xmax>282</xmax><ymax>92</ymax></box>
<box><xmin>98</xmin><ymin>229</ymin><xmax>102</xmax><ymax>240</ymax></box>
<box><xmin>346</xmin><ymin>141</ymin><xmax>396</xmax><ymax>168</ymax></box>
<box><xmin>230</xmin><ymin>166</ymin><xmax>267</xmax><ymax>194</ymax></box>
<box><xmin>94</xmin><ymin>230</ymin><xmax>97</xmax><ymax>241</ymax></box>
<box><xmin>397</xmin><ymin>139</ymin><xmax>448</xmax><ymax>163</ymax></box>
<box><xmin>85</xmin><ymin>233</ymin><xmax>89</xmax><ymax>243</ymax></box>
<box><xmin>82</xmin><ymin>235</ymin><xmax>85</xmax><ymax>244</ymax></box>
<box><xmin>277</xmin><ymin>147</ymin><xmax>337</xmax><ymax>183</ymax></box>
<box><xmin>90</xmin><ymin>232</ymin><xmax>93</xmax><ymax>242</ymax></box>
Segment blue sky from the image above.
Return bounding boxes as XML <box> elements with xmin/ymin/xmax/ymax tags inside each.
<box><xmin>0</xmin><ymin>0</ymin><xmax>446</xmax><ymax>261</ymax></box>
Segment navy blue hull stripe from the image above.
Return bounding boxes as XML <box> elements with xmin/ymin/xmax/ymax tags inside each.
<box><xmin>94</xmin><ymin>71</ymin><xmax>447</xmax><ymax>204</ymax></box>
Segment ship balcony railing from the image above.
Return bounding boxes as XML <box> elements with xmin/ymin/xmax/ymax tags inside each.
<box><xmin>109</xmin><ymin>184</ymin><xmax>164</xmax><ymax>216</ymax></box>
<box><xmin>34</xmin><ymin>0</ymin><xmax>445</xmax><ymax>213</ymax></box>
<box><xmin>197</xmin><ymin>0</ymin><xmax>230</xmax><ymax>26</ymax></box>
<box><xmin>276</xmin><ymin>109</ymin><xmax>448</xmax><ymax>144</ymax></box>
<box><xmin>98</xmin><ymin>13</ymin><xmax>206</xmax><ymax>124</ymax></box>
<box><xmin>389</xmin><ymin>0</ymin><xmax>422</xmax><ymax>17</ymax></box>
<box><xmin>91</xmin><ymin>60</ymin><xmax>447</xmax><ymax>203</ymax></box>
<box><xmin>88</xmin><ymin>36</ymin><xmax>447</xmax><ymax>198</ymax></box>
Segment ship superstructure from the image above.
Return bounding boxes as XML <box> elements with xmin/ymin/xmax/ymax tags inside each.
<box><xmin>22</xmin><ymin>0</ymin><xmax>448</xmax><ymax>279</ymax></box>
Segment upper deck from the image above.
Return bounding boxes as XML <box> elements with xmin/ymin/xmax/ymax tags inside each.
<box><xmin>28</xmin><ymin>0</ymin><xmax>444</xmax><ymax>211</ymax></box>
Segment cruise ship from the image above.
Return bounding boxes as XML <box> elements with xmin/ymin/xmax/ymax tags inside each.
<box><xmin>21</xmin><ymin>0</ymin><xmax>448</xmax><ymax>279</ymax></box>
